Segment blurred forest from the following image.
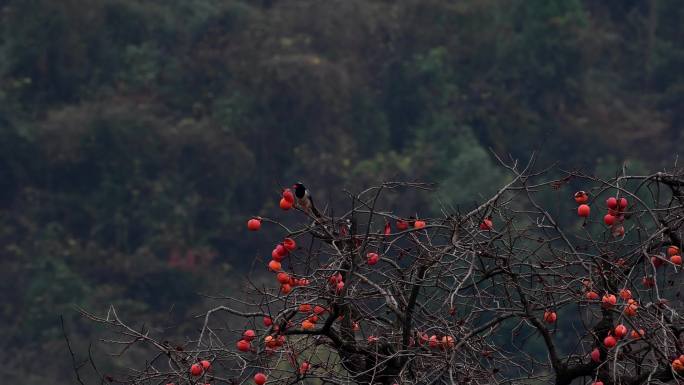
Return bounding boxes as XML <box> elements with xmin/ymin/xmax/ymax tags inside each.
<box><xmin>1</xmin><ymin>0</ymin><xmax>683</xmax><ymax>384</ymax></box>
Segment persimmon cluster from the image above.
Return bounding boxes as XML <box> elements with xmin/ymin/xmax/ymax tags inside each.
<box><xmin>80</xmin><ymin>165</ymin><xmax>684</xmax><ymax>385</ymax></box>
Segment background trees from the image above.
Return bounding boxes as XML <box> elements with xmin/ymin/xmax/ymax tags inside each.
<box><xmin>1</xmin><ymin>1</ymin><xmax>684</xmax><ymax>384</ymax></box>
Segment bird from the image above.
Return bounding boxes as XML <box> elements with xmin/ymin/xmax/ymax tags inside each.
<box><xmin>293</xmin><ymin>182</ymin><xmax>321</xmax><ymax>218</ymax></box>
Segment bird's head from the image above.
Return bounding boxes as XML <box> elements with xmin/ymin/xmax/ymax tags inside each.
<box><xmin>293</xmin><ymin>182</ymin><xmax>306</xmax><ymax>198</ymax></box>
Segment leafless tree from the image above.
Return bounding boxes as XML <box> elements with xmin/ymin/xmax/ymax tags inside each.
<box><xmin>79</xmin><ymin>157</ymin><xmax>684</xmax><ymax>385</ymax></box>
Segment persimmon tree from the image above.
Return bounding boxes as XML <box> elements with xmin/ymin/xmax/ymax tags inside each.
<box><xmin>80</xmin><ymin>158</ymin><xmax>684</xmax><ymax>385</ymax></box>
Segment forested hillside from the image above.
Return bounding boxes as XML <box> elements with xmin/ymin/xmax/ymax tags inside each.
<box><xmin>1</xmin><ymin>1</ymin><xmax>682</xmax><ymax>384</ymax></box>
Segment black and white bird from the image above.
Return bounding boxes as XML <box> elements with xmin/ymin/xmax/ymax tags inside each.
<box><xmin>293</xmin><ymin>182</ymin><xmax>321</xmax><ymax>218</ymax></box>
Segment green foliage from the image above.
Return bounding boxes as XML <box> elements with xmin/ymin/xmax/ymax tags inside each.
<box><xmin>423</xmin><ymin>125</ymin><xmax>509</xmax><ymax>211</ymax></box>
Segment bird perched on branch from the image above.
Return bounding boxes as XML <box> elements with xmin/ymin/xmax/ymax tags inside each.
<box><xmin>291</xmin><ymin>183</ymin><xmax>355</xmax><ymax>251</ymax></box>
<box><xmin>293</xmin><ymin>182</ymin><xmax>322</xmax><ymax>219</ymax></box>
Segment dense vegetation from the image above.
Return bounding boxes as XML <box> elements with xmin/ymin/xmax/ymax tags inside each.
<box><xmin>1</xmin><ymin>1</ymin><xmax>682</xmax><ymax>384</ymax></box>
